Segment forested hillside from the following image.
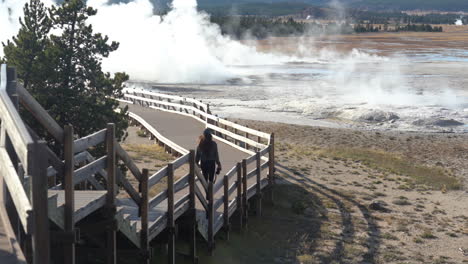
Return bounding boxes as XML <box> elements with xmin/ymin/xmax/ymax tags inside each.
<box><xmin>149</xmin><ymin>0</ymin><xmax>468</xmax><ymax>12</ymax></box>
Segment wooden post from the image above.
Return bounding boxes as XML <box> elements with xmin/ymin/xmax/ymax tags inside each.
<box><xmin>236</xmin><ymin>163</ymin><xmax>243</xmax><ymax>229</ymax></box>
<box><xmin>140</xmin><ymin>169</ymin><xmax>150</xmax><ymax>264</ymax></box>
<box><xmin>255</xmin><ymin>151</ymin><xmax>262</xmax><ymax>216</ymax></box>
<box><xmin>30</xmin><ymin>141</ymin><xmax>50</xmax><ymax>264</ymax></box>
<box><xmin>208</xmin><ymin>182</ymin><xmax>214</xmax><ymax>254</ymax></box>
<box><xmin>242</xmin><ymin>159</ymin><xmax>248</xmax><ymax>224</ymax></box>
<box><xmin>64</xmin><ymin>125</ymin><xmax>75</xmax><ymax>264</ymax></box>
<box><xmin>234</xmin><ymin>124</ymin><xmax>239</xmax><ymax>146</ymax></box>
<box><xmin>2</xmin><ymin>66</ymin><xmax>20</xmax><ymax>252</ymax></box>
<box><xmin>223</xmin><ymin>175</ymin><xmax>230</xmax><ymax>240</ymax></box>
<box><xmin>106</xmin><ymin>124</ymin><xmax>116</xmax><ymax>264</ymax></box>
<box><xmin>167</xmin><ymin>163</ymin><xmax>175</xmax><ymax>264</ymax></box>
<box><xmin>188</xmin><ymin>150</ymin><xmax>198</xmax><ymax>263</ymax></box>
<box><xmin>268</xmin><ymin>133</ymin><xmax>275</xmax><ymax>203</ymax></box>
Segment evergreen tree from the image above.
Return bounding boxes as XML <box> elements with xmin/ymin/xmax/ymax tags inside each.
<box><xmin>3</xmin><ymin>0</ymin><xmax>52</xmax><ymax>93</ymax></box>
<box><xmin>3</xmin><ymin>0</ymin><xmax>129</xmax><ymax>143</ymax></box>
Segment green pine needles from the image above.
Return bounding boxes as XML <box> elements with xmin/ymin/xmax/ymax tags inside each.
<box><xmin>2</xmin><ymin>0</ymin><xmax>129</xmax><ymax>143</ymax></box>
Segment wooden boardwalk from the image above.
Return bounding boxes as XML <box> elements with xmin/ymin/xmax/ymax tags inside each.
<box><xmin>0</xmin><ymin>64</ymin><xmax>275</xmax><ymax>264</ymax></box>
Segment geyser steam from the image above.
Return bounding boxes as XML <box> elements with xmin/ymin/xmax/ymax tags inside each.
<box><xmin>87</xmin><ymin>0</ymin><xmax>293</xmax><ymax>83</ymax></box>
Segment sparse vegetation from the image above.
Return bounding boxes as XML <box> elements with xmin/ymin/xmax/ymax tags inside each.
<box><xmin>320</xmin><ymin>148</ymin><xmax>462</xmax><ymax>190</ymax></box>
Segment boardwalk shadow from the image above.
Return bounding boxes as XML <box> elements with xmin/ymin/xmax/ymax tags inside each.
<box><xmin>276</xmin><ymin>163</ymin><xmax>381</xmax><ymax>264</ymax></box>
<box><xmin>183</xmin><ymin>183</ymin><xmax>327</xmax><ymax>264</ymax></box>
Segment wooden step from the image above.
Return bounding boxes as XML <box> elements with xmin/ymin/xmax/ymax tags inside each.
<box><xmin>47</xmin><ymin>190</ymin><xmax>107</xmax><ymax>229</ymax></box>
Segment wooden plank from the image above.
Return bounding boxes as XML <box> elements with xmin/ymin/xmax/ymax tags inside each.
<box><xmin>63</xmin><ymin>125</ymin><xmax>75</xmax><ymax>264</ymax></box>
<box><xmin>0</xmin><ymin>148</ymin><xmax>31</xmax><ymax>232</ymax></box>
<box><xmin>16</xmin><ymin>83</ymin><xmax>63</xmax><ymax>143</ymax></box>
<box><xmin>73</xmin><ymin>156</ymin><xmax>107</xmax><ymax>185</ymax></box>
<box><xmin>242</xmin><ymin>159</ymin><xmax>248</xmax><ymax>223</ymax></box>
<box><xmin>259</xmin><ymin>145</ymin><xmax>271</xmax><ymax>156</ymax></box>
<box><xmin>116</xmin><ymin>170</ymin><xmax>141</xmax><ymax>205</ymax></box>
<box><xmin>0</xmin><ymin>198</ymin><xmax>27</xmax><ymax>264</ymax></box>
<box><xmin>216</xmin><ymin>118</ymin><xmax>270</xmax><ymax>140</ymax></box>
<box><xmin>236</xmin><ymin>162</ymin><xmax>243</xmax><ymax>228</ymax></box>
<box><xmin>73</xmin><ymin>129</ymin><xmax>106</xmax><ymax>154</ymax></box>
<box><xmin>126</xmin><ymin>89</ymin><xmax>208</xmax><ymax>110</ymax></box>
<box><xmin>128</xmin><ymin>112</ymin><xmax>188</xmax><ymax>155</ymax></box>
<box><xmin>30</xmin><ymin>141</ymin><xmax>50</xmax><ymax>264</ymax></box>
<box><xmin>195</xmin><ymin>166</ymin><xmax>208</xmax><ymax>192</ymax></box>
<box><xmin>228</xmin><ymin>182</ymin><xmax>237</xmax><ymax>197</ymax></box>
<box><xmin>194</xmin><ymin>185</ymin><xmax>208</xmax><ymax>212</ymax></box>
<box><xmin>213</xmin><ymin>196</ymin><xmax>224</xmax><ymax>211</ymax></box>
<box><xmin>188</xmin><ymin>150</ymin><xmax>197</xmax><ymax>263</ymax></box>
<box><xmin>206</xmin><ymin>123</ymin><xmax>266</xmax><ymax>150</ymax></box>
<box><xmin>46</xmin><ymin>143</ymin><xmax>64</xmax><ymax>175</ymax></box>
<box><xmin>223</xmin><ymin>175</ymin><xmax>229</xmax><ymax>237</ymax></box>
<box><xmin>115</xmin><ymin>143</ymin><xmax>141</xmax><ymax>182</ymax></box>
<box><xmin>167</xmin><ymin>163</ymin><xmax>175</xmax><ymax>264</ymax></box>
<box><xmin>148</xmin><ymin>166</ymin><xmax>167</xmax><ymax>188</ymax></box>
<box><xmin>140</xmin><ymin>169</ymin><xmax>150</xmax><ymax>264</ymax></box>
<box><xmin>245</xmin><ymin>154</ymin><xmax>257</xmax><ymax>165</ymax></box>
<box><xmin>172</xmin><ymin>154</ymin><xmax>189</xmax><ymax>170</ymax></box>
<box><xmin>174</xmin><ymin>193</ymin><xmax>189</xmax><ymax>209</ymax></box>
<box><xmin>0</xmin><ymin>90</ymin><xmax>33</xmax><ymax>167</ymax></box>
<box><xmin>125</xmin><ymin>94</ymin><xmax>217</xmax><ymax>123</ymax></box>
<box><xmin>256</xmin><ymin>151</ymin><xmax>262</xmax><ymax>216</ymax></box>
<box><xmin>207</xmin><ymin>182</ymin><xmax>214</xmax><ymax>254</ymax></box>
<box><xmin>268</xmin><ymin>133</ymin><xmax>275</xmax><ymax>203</ymax></box>
<box><xmin>148</xmin><ymin>190</ymin><xmax>167</xmax><ymax>209</ymax></box>
<box><xmin>106</xmin><ymin>124</ymin><xmax>116</xmax><ymax>264</ymax></box>
<box><xmin>174</xmin><ymin>174</ymin><xmax>189</xmax><ymax>193</ymax></box>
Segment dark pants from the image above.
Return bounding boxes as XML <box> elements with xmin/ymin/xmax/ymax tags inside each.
<box><xmin>200</xmin><ymin>160</ymin><xmax>216</xmax><ymax>182</ymax></box>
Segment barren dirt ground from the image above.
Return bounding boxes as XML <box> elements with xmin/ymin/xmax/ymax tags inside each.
<box><xmin>255</xmin><ymin>25</ymin><xmax>468</xmax><ymax>57</ymax></box>
<box><xmin>122</xmin><ymin>120</ymin><xmax>468</xmax><ymax>264</ymax></box>
<box><xmin>232</xmin><ymin>118</ymin><xmax>468</xmax><ymax>264</ymax></box>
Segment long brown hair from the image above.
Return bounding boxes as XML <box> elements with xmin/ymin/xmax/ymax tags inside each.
<box><xmin>198</xmin><ymin>132</ymin><xmax>213</xmax><ymax>153</ymax></box>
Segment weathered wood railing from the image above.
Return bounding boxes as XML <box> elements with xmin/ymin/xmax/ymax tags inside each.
<box><xmin>13</xmin><ymin>72</ymin><xmax>151</xmax><ymax>263</ymax></box>
<box><xmin>1</xmin><ymin>67</ymin><xmax>276</xmax><ymax>264</ymax></box>
<box><xmin>120</xmin><ymin>88</ymin><xmax>276</xmax><ymax>255</ymax></box>
<box><xmin>0</xmin><ymin>64</ymin><xmax>50</xmax><ymax>263</ymax></box>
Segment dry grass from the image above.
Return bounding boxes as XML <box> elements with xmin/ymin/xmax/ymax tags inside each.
<box><xmin>320</xmin><ymin>147</ymin><xmax>462</xmax><ymax>190</ymax></box>
<box><xmin>122</xmin><ymin>143</ymin><xmax>173</xmax><ymax>163</ymax></box>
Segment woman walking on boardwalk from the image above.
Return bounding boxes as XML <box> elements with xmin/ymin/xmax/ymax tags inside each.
<box><xmin>196</xmin><ymin>129</ymin><xmax>222</xmax><ymax>182</ymax></box>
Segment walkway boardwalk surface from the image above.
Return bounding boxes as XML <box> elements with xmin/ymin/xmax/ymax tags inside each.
<box><xmin>124</xmin><ymin>103</ymin><xmax>251</xmax><ymax>171</ymax></box>
<box><xmin>119</xmin><ymin>102</ymin><xmax>259</xmax><ymax>241</ymax></box>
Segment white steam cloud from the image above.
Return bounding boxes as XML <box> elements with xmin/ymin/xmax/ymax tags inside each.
<box><xmin>88</xmin><ymin>0</ymin><xmax>294</xmax><ymax>83</ymax></box>
<box><xmin>0</xmin><ymin>0</ymin><xmax>55</xmax><ymax>57</ymax></box>
<box><xmin>0</xmin><ymin>0</ymin><xmax>461</xmax><ymax>119</ymax></box>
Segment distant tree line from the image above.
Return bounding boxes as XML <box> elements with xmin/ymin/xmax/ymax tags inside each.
<box><xmin>354</xmin><ymin>23</ymin><xmax>443</xmax><ymax>33</ymax></box>
<box><xmin>210</xmin><ymin>16</ymin><xmax>445</xmax><ymax>39</ymax></box>
<box><xmin>349</xmin><ymin>10</ymin><xmax>467</xmax><ymax>25</ymax></box>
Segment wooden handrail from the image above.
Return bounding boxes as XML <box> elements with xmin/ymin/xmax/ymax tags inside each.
<box><xmin>116</xmin><ymin>143</ymin><xmax>142</xmax><ymax>182</ymax></box>
<box><xmin>0</xmin><ymin>88</ymin><xmax>34</xmax><ymax>167</ymax></box>
<box><xmin>74</xmin><ymin>128</ymin><xmax>106</xmax><ymax>154</ymax></box>
<box><xmin>0</xmin><ymin>147</ymin><xmax>32</xmax><ymax>232</ymax></box>
<box><xmin>16</xmin><ymin>83</ymin><xmax>64</xmax><ymax>143</ymax></box>
<box><xmin>124</xmin><ymin>89</ymin><xmax>271</xmax><ymax>141</ymax></box>
<box><xmin>128</xmin><ymin>112</ymin><xmax>188</xmax><ymax>155</ymax></box>
<box><xmin>73</xmin><ymin>155</ymin><xmax>107</xmax><ymax>185</ymax></box>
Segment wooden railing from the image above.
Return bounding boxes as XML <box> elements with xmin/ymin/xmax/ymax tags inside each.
<box><xmin>0</xmin><ymin>64</ymin><xmax>50</xmax><ymax>263</ymax></box>
<box><xmin>1</xmin><ymin>67</ymin><xmax>276</xmax><ymax>263</ymax></box>
<box><xmin>14</xmin><ymin>71</ymin><xmax>152</xmax><ymax>263</ymax></box>
<box><xmin>120</xmin><ymin>87</ymin><xmax>275</xmax><ymax>254</ymax></box>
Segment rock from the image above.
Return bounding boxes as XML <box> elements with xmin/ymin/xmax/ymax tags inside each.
<box><xmin>357</xmin><ymin>110</ymin><xmax>399</xmax><ymax>123</ymax></box>
<box><xmin>369</xmin><ymin>200</ymin><xmax>391</xmax><ymax>212</ymax></box>
<box><xmin>413</xmin><ymin>118</ymin><xmax>464</xmax><ymax>127</ymax></box>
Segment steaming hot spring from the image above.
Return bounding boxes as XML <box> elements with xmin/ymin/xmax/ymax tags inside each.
<box><xmin>2</xmin><ymin>0</ymin><xmax>468</xmax><ymax>133</ymax></box>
